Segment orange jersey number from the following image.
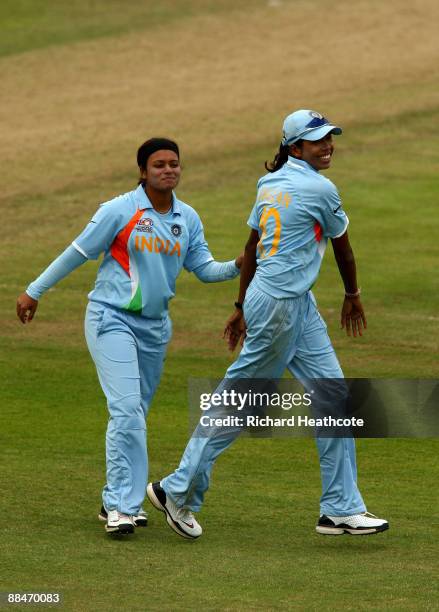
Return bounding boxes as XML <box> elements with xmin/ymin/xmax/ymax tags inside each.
<box><xmin>258</xmin><ymin>206</ymin><xmax>281</xmax><ymax>258</ymax></box>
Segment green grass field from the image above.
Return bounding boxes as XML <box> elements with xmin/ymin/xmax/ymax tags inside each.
<box><xmin>1</xmin><ymin>1</ymin><xmax>438</xmax><ymax>610</ymax></box>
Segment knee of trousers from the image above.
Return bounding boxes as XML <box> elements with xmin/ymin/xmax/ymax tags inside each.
<box><xmin>108</xmin><ymin>415</ymin><xmax>146</xmax><ymax>432</ymax></box>
<box><xmin>106</xmin><ymin>393</ymin><xmax>145</xmax><ymax>423</ymax></box>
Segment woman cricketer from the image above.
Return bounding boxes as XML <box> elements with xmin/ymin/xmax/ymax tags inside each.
<box><xmin>147</xmin><ymin>112</ymin><xmax>389</xmax><ymax>538</ymax></box>
<box><xmin>16</xmin><ymin>138</ymin><xmax>242</xmax><ymax>535</ymax></box>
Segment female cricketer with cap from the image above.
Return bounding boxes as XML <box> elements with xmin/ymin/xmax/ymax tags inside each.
<box><xmin>147</xmin><ymin>112</ymin><xmax>389</xmax><ymax>538</ymax></box>
<box><xmin>16</xmin><ymin>138</ymin><xmax>243</xmax><ymax>535</ymax></box>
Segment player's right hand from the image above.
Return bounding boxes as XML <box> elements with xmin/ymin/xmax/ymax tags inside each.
<box><xmin>223</xmin><ymin>310</ymin><xmax>246</xmax><ymax>351</ymax></box>
<box><xmin>16</xmin><ymin>292</ymin><xmax>38</xmax><ymax>324</ymax></box>
<box><xmin>341</xmin><ymin>296</ymin><xmax>367</xmax><ymax>338</ymax></box>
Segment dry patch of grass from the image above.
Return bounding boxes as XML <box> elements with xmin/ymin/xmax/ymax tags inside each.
<box><xmin>1</xmin><ymin>0</ymin><xmax>438</xmax><ymax>203</ymax></box>
<box><xmin>0</xmin><ymin>0</ymin><xmax>266</xmax><ymax>57</ymax></box>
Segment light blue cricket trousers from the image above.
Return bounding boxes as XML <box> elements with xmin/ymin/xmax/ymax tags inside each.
<box><xmin>162</xmin><ymin>283</ymin><xmax>367</xmax><ymax>517</ymax></box>
<box><xmin>85</xmin><ymin>301</ymin><xmax>170</xmax><ymax>515</ymax></box>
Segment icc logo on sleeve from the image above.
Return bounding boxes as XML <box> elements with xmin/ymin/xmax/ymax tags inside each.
<box><xmin>171</xmin><ymin>224</ymin><xmax>182</xmax><ymax>237</ymax></box>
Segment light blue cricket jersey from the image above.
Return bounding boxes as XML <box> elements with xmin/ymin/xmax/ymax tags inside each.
<box><xmin>73</xmin><ymin>184</ymin><xmax>214</xmax><ymax>318</ymax></box>
<box><xmin>248</xmin><ymin>157</ymin><xmax>349</xmax><ymax>299</ymax></box>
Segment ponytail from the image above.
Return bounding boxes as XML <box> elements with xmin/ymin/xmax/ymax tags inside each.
<box><xmin>265</xmin><ymin>143</ymin><xmax>290</xmax><ymax>173</ymax></box>
<box><xmin>265</xmin><ymin>140</ymin><xmax>304</xmax><ymax>172</ymax></box>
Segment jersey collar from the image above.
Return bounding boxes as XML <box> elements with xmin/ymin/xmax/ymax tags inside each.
<box><xmin>134</xmin><ymin>184</ymin><xmax>182</xmax><ymax>215</ymax></box>
<box><xmin>286</xmin><ymin>156</ymin><xmax>319</xmax><ymax>173</ymax></box>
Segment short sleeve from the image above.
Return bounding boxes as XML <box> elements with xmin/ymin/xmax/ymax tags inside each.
<box><xmin>183</xmin><ymin>211</ymin><xmax>214</xmax><ymax>272</ymax></box>
<box><xmin>72</xmin><ymin>199</ymin><xmax>125</xmax><ymax>260</ymax></box>
<box><xmin>247</xmin><ymin>180</ymin><xmax>263</xmax><ymax>230</ymax></box>
<box><xmin>247</xmin><ymin>203</ymin><xmax>259</xmax><ymax>230</ymax></box>
<box><xmin>313</xmin><ymin>181</ymin><xmax>349</xmax><ymax>239</ymax></box>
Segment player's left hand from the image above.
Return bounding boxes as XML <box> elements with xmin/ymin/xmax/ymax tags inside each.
<box><xmin>341</xmin><ymin>296</ymin><xmax>367</xmax><ymax>338</ymax></box>
<box><xmin>223</xmin><ymin>310</ymin><xmax>246</xmax><ymax>351</ymax></box>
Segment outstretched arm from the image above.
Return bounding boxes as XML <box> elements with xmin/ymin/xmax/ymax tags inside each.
<box><xmin>224</xmin><ymin>229</ymin><xmax>259</xmax><ymax>350</ymax></box>
<box><xmin>16</xmin><ymin>245</ymin><xmax>87</xmax><ymax>324</ymax></box>
<box><xmin>331</xmin><ymin>230</ymin><xmax>367</xmax><ymax>338</ymax></box>
<box><xmin>192</xmin><ymin>253</ymin><xmax>243</xmax><ymax>283</ymax></box>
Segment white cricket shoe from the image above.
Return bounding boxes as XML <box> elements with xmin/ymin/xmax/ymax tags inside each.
<box><xmin>316</xmin><ymin>512</ymin><xmax>389</xmax><ymax>535</ymax></box>
<box><xmin>98</xmin><ymin>505</ymin><xmax>148</xmax><ymax>528</ymax></box>
<box><xmin>147</xmin><ymin>481</ymin><xmax>202</xmax><ymax>539</ymax></box>
<box><xmin>132</xmin><ymin>508</ymin><xmax>148</xmax><ymax>527</ymax></box>
<box><xmin>104</xmin><ymin>509</ymin><xmax>135</xmax><ymax>534</ymax></box>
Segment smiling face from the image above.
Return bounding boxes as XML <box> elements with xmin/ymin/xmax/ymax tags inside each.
<box><xmin>140</xmin><ymin>149</ymin><xmax>181</xmax><ymax>192</ymax></box>
<box><xmin>290</xmin><ymin>133</ymin><xmax>335</xmax><ymax>171</ymax></box>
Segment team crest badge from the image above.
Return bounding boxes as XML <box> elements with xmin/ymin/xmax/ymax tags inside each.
<box><xmin>171</xmin><ymin>224</ymin><xmax>182</xmax><ymax>237</ymax></box>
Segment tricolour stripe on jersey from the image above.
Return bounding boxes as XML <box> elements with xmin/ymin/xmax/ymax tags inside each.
<box><xmin>314</xmin><ymin>222</ymin><xmax>323</xmax><ymax>243</ymax></box>
<box><xmin>110</xmin><ymin>208</ymin><xmax>144</xmax><ymax>313</ymax></box>
<box><xmin>125</xmin><ymin>253</ymin><xmax>142</xmax><ymax>313</ymax></box>
<box><xmin>110</xmin><ymin>209</ymin><xmax>144</xmax><ymax>275</ymax></box>
<box><xmin>314</xmin><ymin>222</ymin><xmax>327</xmax><ymax>260</ymax></box>
<box><xmin>126</xmin><ymin>283</ymin><xmax>143</xmax><ymax>313</ymax></box>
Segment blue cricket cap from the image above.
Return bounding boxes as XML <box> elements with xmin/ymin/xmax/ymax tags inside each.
<box><xmin>281</xmin><ymin>109</ymin><xmax>342</xmax><ymax>145</ymax></box>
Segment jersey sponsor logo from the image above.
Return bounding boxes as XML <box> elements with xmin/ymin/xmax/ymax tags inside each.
<box><xmin>134</xmin><ymin>234</ymin><xmax>181</xmax><ymax>257</ymax></box>
<box><xmin>171</xmin><ymin>224</ymin><xmax>182</xmax><ymax>237</ymax></box>
<box><xmin>136</xmin><ymin>217</ymin><xmax>153</xmax><ymax>233</ymax></box>
<box><xmin>332</xmin><ymin>205</ymin><xmax>341</xmax><ymax>213</ymax></box>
